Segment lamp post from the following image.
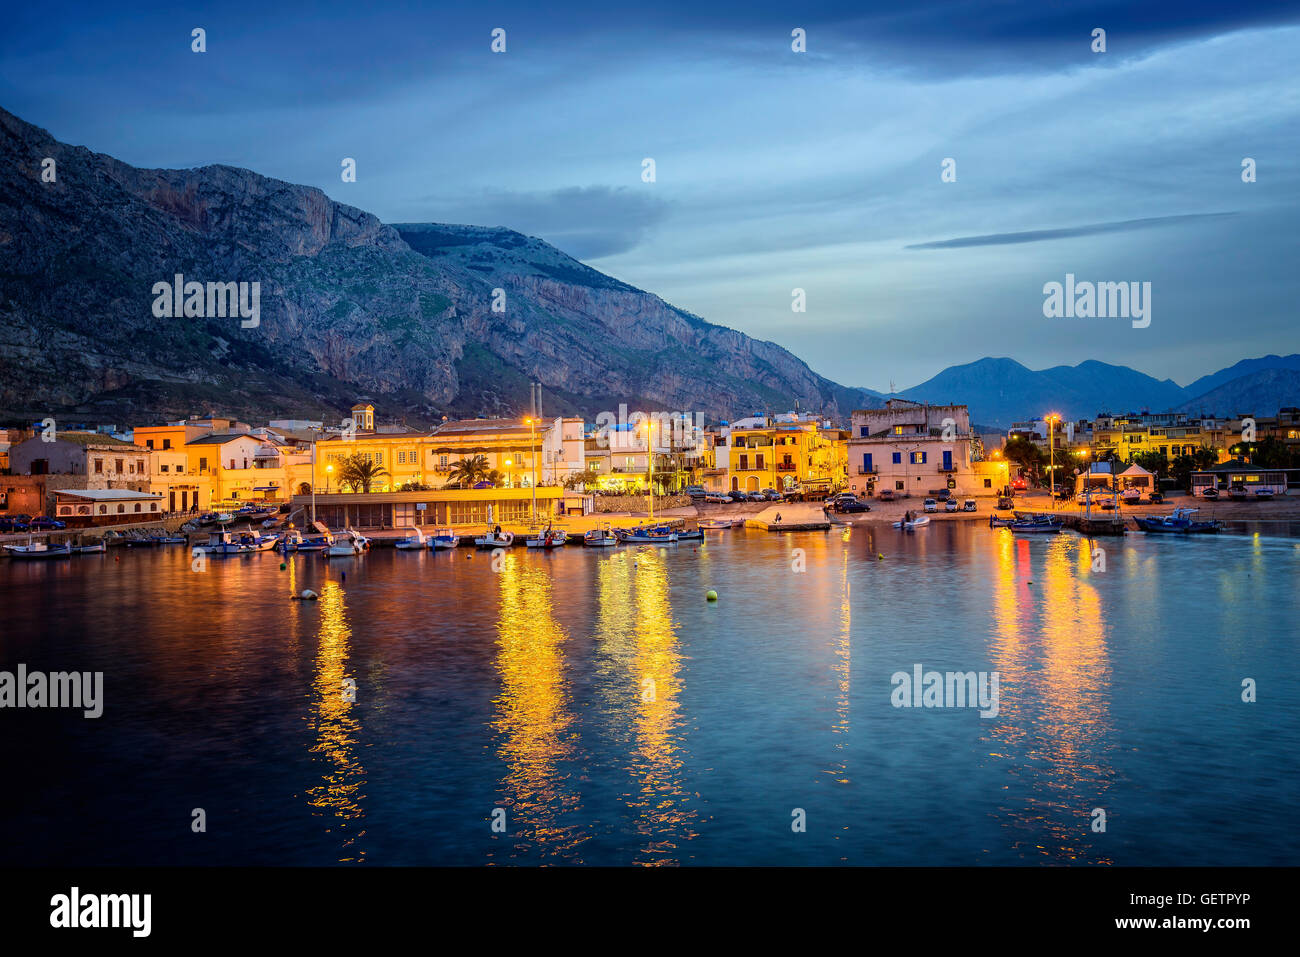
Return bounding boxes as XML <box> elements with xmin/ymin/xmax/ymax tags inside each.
<box><xmin>326</xmin><ymin>463</ymin><xmax>333</xmax><ymax>494</ymax></box>
<box><xmin>1045</xmin><ymin>414</ymin><xmax>1060</xmax><ymax>509</ymax></box>
<box><xmin>644</xmin><ymin>419</ymin><xmax>656</xmax><ymax>522</ymax></box>
<box><xmin>504</xmin><ymin>458</ymin><xmax>512</xmax><ymax>488</ymax></box>
<box><xmin>524</xmin><ymin>417</ymin><xmax>537</xmax><ymax>522</ymax></box>
<box><xmin>310</xmin><ymin>436</ymin><xmax>317</xmax><ymax>524</ymax></box>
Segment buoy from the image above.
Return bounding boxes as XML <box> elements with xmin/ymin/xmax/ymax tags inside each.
<box><xmin>877</xmin><ymin>553</ymin><xmax>884</xmax><ymax>560</ymax></box>
<box><xmin>293</xmin><ymin>589</ymin><xmax>318</xmax><ymax>601</ymax></box>
<box><xmin>279</xmin><ymin>562</ymin><xmax>286</xmax><ymax>570</ymax></box>
<box><xmin>706</xmin><ymin>590</ymin><xmax>718</xmax><ymax>602</ymax></box>
<box><xmin>341</xmin><ymin>571</ymin><xmax>346</xmax><ymax>582</ymax></box>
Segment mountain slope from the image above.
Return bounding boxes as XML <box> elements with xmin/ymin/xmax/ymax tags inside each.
<box><xmin>1176</xmin><ymin>368</ymin><xmax>1300</xmax><ymax>415</ymax></box>
<box><xmin>1183</xmin><ymin>354</ymin><xmax>1300</xmax><ymax>400</ymax></box>
<box><xmin>0</xmin><ymin>106</ymin><xmax>861</xmax><ymax>425</ymax></box>
<box><xmin>893</xmin><ymin>357</ymin><xmax>1190</xmax><ymax>427</ymax></box>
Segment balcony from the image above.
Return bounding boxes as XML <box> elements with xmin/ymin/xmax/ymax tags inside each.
<box><xmin>937</xmin><ymin>466</ymin><xmax>958</xmax><ymax>473</ymax></box>
<box><xmin>776</xmin><ymin>463</ymin><xmax>797</xmax><ymax>472</ymax></box>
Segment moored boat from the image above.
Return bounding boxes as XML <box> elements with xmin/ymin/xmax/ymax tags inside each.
<box><xmin>697</xmin><ymin>518</ymin><xmax>731</xmax><ymax>530</ymax></box>
<box><xmin>73</xmin><ymin>541</ymin><xmax>107</xmax><ymax>554</ymax></box>
<box><xmin>676</xmin><ymin>528</ymin><xmax>704</xmax><ymax>541</ymax></box>
<box><xmin>4</xmin><ymin>538</ymin><xmax>73</xmax><ymax>560</ymax></box>
<box><xmin>325</xmin><ymin>529</ymin><xmax>367</xmax><ymax>557</ymax></box>
<box><xmin>193</xmin><ymin>529</ymin><xmax>277</xmax><ymax>555</ymax></box>
<box><xmin>1134</xmin><ymin>508</ymin><xmax>1221</xmax><ymax>534</ymax></box>
<box><xmin>1253</xmin><ymin>488</ymin><xmax>1275</xmax><ymax>500</ymax></box>
<box><xmin>583</xmin><ymin>524</ymin><xmax>618</xmax><ymax>547</ymax></box>
<box><xmin>394</xmin><ymin>526</ymin><xmax>427</xmax><ymax>550</ymax></box>
<box><xmin>525</xmin><ymin>526</ymin><xmax>568</xmax><ymax>549</ymax></box>
<box><xmin>616</xmin><ymin>523</ymin><xmax>678</xmax><ymax>544</ymax></box>
<box><xmin>428</xmin><ymin>527</ymin><xmax>460</xmax><ymax>550</ymax></box>
<box><xmin>475</xmin><ymin>525</ymin><xmax>515</xmax><ymax>549</ymax></box>
<box><xmin>892</xmin><ymin>515</ymin><xmax>930</xmax><ymax>530</ymax></box>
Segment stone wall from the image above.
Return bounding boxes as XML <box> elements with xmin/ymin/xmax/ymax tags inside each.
<box><xmin>593</xmin><ymin>494</ymin><xmax>691</xmax><ymax>513</ymax></box>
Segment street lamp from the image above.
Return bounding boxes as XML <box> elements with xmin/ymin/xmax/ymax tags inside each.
<box><xmin>1045</xmin><ymin>413</ymin><xmax>1061</xmax><ymax>509</ymax></box>
<box><xmin>643</xmin><ymin>419</ymin><xmax>656</xmax><ymax>522</ymax></box>
<box><xmin>504</xmin><ymin>458</ymin><xmax>512</xmax><ymax>488</ymax></box>
<box><xmin>523</xmin><ymin>417</ymin><xmax>537</xmax><ymax>523</ymax></box>
<box><xmin>326</xmin><ymin>463</ymin><xmax>334</xmax><ymax>494</ymax></box>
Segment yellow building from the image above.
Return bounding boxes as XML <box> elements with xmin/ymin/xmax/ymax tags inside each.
<box><xmin>728</xmin><ymin>420</ymin><xmax>847</xmax><ymax>494</ymax></box>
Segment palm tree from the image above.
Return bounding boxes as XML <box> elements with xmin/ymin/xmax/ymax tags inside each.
<box><xmin>337</xmin><ymin>452</ymin><xmax>390</xmax><ymax>492</ymax></box>
<box><xmin>484</xmin><ymin>469</ymin><xmax>505</xmax><ymax>488</ymax></box>
<box><xmin>447</xmin><ymin>454</ymin><xmax>489</xmax><ymax>488</ymax></box>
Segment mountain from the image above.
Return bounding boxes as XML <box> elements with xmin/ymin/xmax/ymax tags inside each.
<box><xmin>1177</xmin><ymin>368</ymin><xmax>1300</xmax><ymax>416</ymax></box>
<box><xmin>0</xmin><ymin>106</ymin><xmax>862</xmax><ymax>426</ymax></box>
<box><xmin>891</xmin><ymin>357</ymin><xmax>1189</xmax><ymax>427</ymax></box>
<box><xmin>1183</xmin><ymin>354</ymin><xmax>1300</xmax><ymax>400</ymax></box>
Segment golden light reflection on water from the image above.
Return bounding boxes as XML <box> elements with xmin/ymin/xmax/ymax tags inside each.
<box><xmin>593</xmin><ymin>548</ymin><xmax>697</xmax><ymax>865</ymax></box>
<box><xmin>491</xmin><ymin>550</ymin><xmax>586</xmax><ymax>862</ymax></box>
<box><xmin>987</xmin><ymin>532</ymin><xmax>1114</xmax><ymax>864</ymax></box>
<box><xmin>305</xmin><ymin>579</ymin><xmax>367</xmax><ymax>862</ymax></box>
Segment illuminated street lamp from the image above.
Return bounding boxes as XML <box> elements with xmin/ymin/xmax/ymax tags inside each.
<box><xmin>523</xmin><ymin>417</ymin><xmax>537</xmax><ymax>522</ymax></box>
<box><xmin>326</xmin><ymin>463</ymin><xmax>334</xmax><ymax>495</ymax></box>
<box><xmin>643</xmin><ymin>419</ymin><xmax>656</xmax><ymax>522</ymax></box>
<box><xmin>1045</xmin><ymin>413</ymin><xmax>1061</xmax><ymax>509</ymax></box>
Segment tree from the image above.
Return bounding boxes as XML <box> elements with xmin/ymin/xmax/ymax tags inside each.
<box><xmin>396</xmin><ymin>481</ymin><xmax>432</xmax><ymax>492</ymax></box>
<box><xmin>447</xmin><ymin>454</ymin><xmax>489</xmax><ymax>488</ymax></box>
<box><xmin>564</xmin><ymin>467</ymin><xmax>600</xmax><ymax>490</ymax></box>
<box><xmin>1169</xmin><ymin>447</ymin><xmax>1219</xmax><ymax>489</ymax></box>
<box><xmin>1003</xmin><ymin>437</ymin><xmax>1046</xmax><ymax>485</ymax></box>
<box><xmin>336</xmin><ymin>452</ymin><xmax>390</xmax><ymax>492</ymax></box>
<box><xmin>1131</xmin><ymin>450</ymin><xmax>1168</xmax><ymax>477</ymax></box>
<box><xmin>484</xmin><ymin>469</ymin><xmax>505</xmax><ymax>488</ymax></box>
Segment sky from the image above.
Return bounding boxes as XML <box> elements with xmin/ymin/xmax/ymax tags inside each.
<box><xmin>3</xmin><ymin>1</ymin><xmax>1298</xmax><ymax>392</ymax></box>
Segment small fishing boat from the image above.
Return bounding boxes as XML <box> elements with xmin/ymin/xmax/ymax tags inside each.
<box><xmin>192</xmin><ymin>529</ymin><xmax>277</xmax><ymax>556</ymax></box>
<box><xmin>394</xmin><ymin>526</ymin><xmax>427</xmax><ymax>550</ymax></box>
<box><xmin>676</xmin><ymin>528</ymin><xmax>705</xmax><ymax>541</ymax></box>
<box><xmin>697</xmin><ymin>518</ymin><xmax>731</xmax><ymax>530</ymax></box>
<box><xmin>1228</xmin><ymin>485</ymin><xmax>1248</xmax><ymax>500</ymax></box>
<box><xmin>617</xmin><ymin>524</ymin><xmax>678</xmax><ymax>544</ymax></box>
<box><xmin>1201</xmin><ymin>487</ymin><xmax>1220</xmax><ymax>501</ymax></box>
<box><xmin>156</xmin><ymin>535</ymin><xmax>188</xmax><ymax>544</ymax></box>
<box><xmin>892</xmin><ymin>515</ymin><xmax>930</xmax><ymax>530</ymax></box>
<box><xmin>583</xmin><ymin>525</ymin><xmax>619</xmax><ymax>547</ymax></box>
<box><xmin>1134</xmin><ymin>508</ymin><xmax>1221</xmax><ymax>534</ymax></box>
<box><xmin>325</xmin><ymin>529</ymin><xmax>367</xmax><ymax>557</ymax></box>
<box><xmin>988</xmin><ymin>515</ymin><xmax>1016</xmax><ymax>528</ymax></box>
<box><xmin>278</xmin><ymin>528</ymin><xmax>330</xmax><ymax>552</ymax></box>
<box><xmin>1009</xmin><ymin>517</ymin><xmax>1062</xmax><ymax>533</ymax></box>
<box><xmin>73</xmin><ymin>541</ymin><xmax>107</xmax><ymax>554</ymax></box>
<box><xmin>1121</xmin><ymin>488</ymin><xmax>1142</xmax><ymax>504</ymax></box>
<box><xmin>4</xmin><ymin>538</ymin><xmax>73</xmax><ymax>560</ymax></box>
<box><xmin>1254</xmin><ymin>488</ymin><xmax>1275</xmax><ymax>500</ymax></box>
<box><xmin>428</xmin><ymin>527</ymin><xmax>460</xmax><ymax>550</ymax></box>
<box><xmin>525</xmin><ymin>526</ymin><xmax>568</xmax><ymax>549</ymax></box>
<box><xmin>475</xmin><ymin>525</ymin><xmax>515</xmax><ymax>549</ymax></box>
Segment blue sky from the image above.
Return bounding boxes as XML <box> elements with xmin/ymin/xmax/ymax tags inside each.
<box><xmin>3</xmin><ymin>1</ymin><xmax>1297</xmax><ymax>391</ymax></box>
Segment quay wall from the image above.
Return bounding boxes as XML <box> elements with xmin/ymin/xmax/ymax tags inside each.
<box><xmin>593</xmin><ymin>494</ymin><xmax>690</xmax><ymax>513</ymax></box>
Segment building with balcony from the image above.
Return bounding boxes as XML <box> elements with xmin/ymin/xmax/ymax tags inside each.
<box><xmin>726</xmin><ymin>418</ymin><xmax>847</xmax><ymax>494</ymax></box>
<box><xmin>849</xmin><ymin>400</ymin><xmax>1008</xmax><ymax>498</ymax></box>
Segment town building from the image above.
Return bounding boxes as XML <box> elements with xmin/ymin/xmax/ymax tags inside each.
<box><xmin>53</xmin><ymin>488</ymin><xmax>165</xmax><ymax>526</ymax></box>
<box><xmin>849</xmin><ymin>400</ymin><xmax>1008</xmax><ymax>498</ymax></box>
<box><xmin>726</xmin><ymin>417</ymin><xmax>846</xmax><ymax>494</ymax></box>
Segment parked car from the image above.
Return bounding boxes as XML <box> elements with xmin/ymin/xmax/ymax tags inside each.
<box><xmin>1149</xmin><ymin>491</ymin><xmax>1165</xmax><ymax>504</ymax></box>
<box><xmin>703</xmin><ymin>492</ymin><xmax>730</xmax><ymax>504</ymax></box>
<box><xmin>0</xmin><ymin>514</ymin><xmax>33</xmax><ymax>532</ymax></box>
<box><xmin>29</xmin><ymin>517</ymin><xmax>67</xmax><ymax>530</ymax></box>
<box><xmin>944</xmin><ymin>498</ymin><xmax>959</xmax><ymax>512</ymax></box>
<box><xmin>996</xmin><ymin>496</ymin><xmax>1014</xmax><ymax>510</ymax></box>
<box><xmin>683</xmin><ymin>485</ymin><xmax>707</xmax><ymax>498</ymax></box>
<box><xmin>763</xmin><ymin>488</ymin><xmax>783</xmax><ymax>501</ymax></box>
<box><xmin>878</xmin><ymin>489</ymin><xmax>896</xmax><ymax>502</ymax></box>
<box><xmin>962</xmin><ymin>499</ymin><xmax>977</xmax><ymax>512</ymax></box>
<box><xmin>830</xmin><ymin>495</ymin><xmax>870</xmax><ymax>513</ymax></box>
<box><xmin>1012</xmin><ymin>477</ymin><xmax>1027</xmax><ymax>491</ymax></box>
<box><xmin>923</xmin><ymin>498</ymin><xmax>938</xmax><ymax>513</ymax></box>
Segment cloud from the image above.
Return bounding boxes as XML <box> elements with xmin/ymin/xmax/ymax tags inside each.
<box><xmin>417</xmin><ymin>186</ymin><xmax>670</xmax><ymax>259</ymax></box>
<box><xmin>904</xmin><ymin>212</ymin><xmax>1238</xmax><ymax>250</ymax></box>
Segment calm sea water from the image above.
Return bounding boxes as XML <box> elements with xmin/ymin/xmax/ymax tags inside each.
<box><xmin>1</xmin><ymin>523</ymin><xmax>1297</xmax><ymax>866</ymax></box>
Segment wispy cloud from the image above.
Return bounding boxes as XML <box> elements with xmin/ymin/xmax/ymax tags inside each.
<box><xmin>904</xmin><ymin>212</ymin><xmax>1238</xmax><ymax>249</ymax></box>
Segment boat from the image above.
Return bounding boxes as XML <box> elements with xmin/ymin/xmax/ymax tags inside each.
<box><xmin>156</xmin><ymin>535</ymin><xmax>188</xmax><ymax>544</ymax></box>
<box><xmin>892</xmin><ymin>515</ymin><xmax>930</xmax><ymax>530</ymax></box>
<box><xmin>1201</xmin><ymin>487</ymin><xmax>1220</xmax><ymax>501</ymax></box>
<box><xmin>428</xmin><ymin>527</ymin><xmax>460</xmax><ymax>550</ymax></box>
<box><xmin>1254</xmin><ymin>488</ymin><xmax>1275</xmax><ymax>500</ymax></box>
<box><xmin>278</xmin><ymin>528</ymin><xmax>330</xmax><ymax>552</ymax></box>
<box><xmin>1228</xmin><ymin>485</ymin><xmax>1249</xmax><ymax>500</ymax></box>
<box><xmin>583</xmin><ymin>525</ymin><xmax>619</xmax><ymax>547</ymax></box>
<box><xmin>525</xmin><ymin>526</ymin><xmax>568</xmax><ymax>549</ymax></box>
<box><xmin>474</xmin><ymin>525</ymin><xmax>515</xmax><ymax>549</ymax></box>
<box><xmin>1009</xmin><ymin>518</ymin><xmax>1062</xmax><ymax>533</ymax></box>
<box><xmin>988</xmin><ymin>515</ymin><xmax>1016</xmax><ymax>528</ymax></box>
<box><xmin>394</xmin><ymin>526</ymin><xmax>428</xmax><ymax>550</ymax></box>
<box><xmin>325</xmin><ymin>529</ymin><xmax>367</xmax><ymax>557</ymax></box>
<box><xmin>676</xmin><ymin>528</ymin><xmax>704</xmax><ymax>541</ymax></box>
<box><xmin>697</xmin><ymin>518</ymin><xmax>731</xmax><ymax>530</ymax></box>
<box><xmin>3</xmin><ymin>538</ymin><xmax>73</xmax><ymax>560</ymax></box>
<box><xmin>192</xmin><ymin>529</ymin><xmax>278</xmax><ymax>556</ymax></box>
<box><xmin>1121</xmin><ymin>488</ymin><xmax>1142</xmax><ymax>504</ymax></box>
<box><xmin>1134</xmin><ymin>508</ymin><xmax>1221</xmax><ymax>534</ymax></box>
<box><xmin>73</xmin><ymin>542</ymin><xmax>107</xmax><ymax>554</ymax></box>
<box><xmin>616</xmin><ymin>524</ymin><xmax>678</xmax><ymax>544</ymax></box>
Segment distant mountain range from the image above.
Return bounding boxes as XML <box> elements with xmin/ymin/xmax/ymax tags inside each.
<box><xmin>855</xmin><ymin>355</ymin><xmax>1300</xmax><ymax>429</ymax></box>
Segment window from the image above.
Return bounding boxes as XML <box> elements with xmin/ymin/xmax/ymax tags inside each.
<box><xmin>98</xmin><ymin>505</ymin><xmax>107</xmax><ymax>514</ymax></box>
<box><xmin>94</xmin><ymin>459</ymin><xmax>103</xmax><ymax>474</ymax></box>
<box><xmin>398</xmin><ymin>451</ymin><xmax>406</xmax><ymax>464</ymax></box>
<box><xmin>199</xmin><ymin>457</ymin><xmax>208</xmax><ymax>472</ymax></box>
<box><xmin>895</xmin><ymin>481</ymin><xmax>904</xmax><ymax>490</ymax></box>
<box><xmin>161</xmin><ymin>464</ymin><xmax>169</xmax><ymax>473</ymax></box>
<box><xmin>892</xmin><ymin>452</ymin><xmax>901</xmax><ymax>464</ymax></box>
<box><xmin>117</xmin><ymin>504</ymin><xmax>125</xmax><ymax>513</ymax></box>
<box><xmin>892</xmin><ymin>426</ymin><xmax>904</xmax><ymax>435</ymax></box>
<box><xmin>859</xmin><ymin>427</ymin><xmax>869</xmax><ymax>437</ymax></box>
<box><xmin>115</xmin><ymin>459</ymin><xmax>123</xmax><ymax>473</ymax></box>
<box><xmin>134</xmin><ymin>503</ymin><xmax>141</xmax><ymax>512</ymax></box>
<box><xmin>146</xmin><ymin>440</ymin><xmax>154</xmax><ymax>449</ymax></box>
<box><xmin>911</xmin><ymin>451</ymin><xmax>925</xmax><ymax>465</ymax></box>
<box><xmin>375</xmin><ymin>452</ymin><xmax>383</xmax><ymax>465</ymax></box>
<box><xmin>163</xmin><ymin>439</ymin><xmax>171</xmax><ymax>450</ymax></box>
<box><xmin>984</xmin><ymin>479</ymin><xmax>992</xmax><ymax>488</ymax></box>
<box><xmin>438</xmin><ymin>455</ymin><xmax>448</xmax><ymax>467</ymax></box>
<box><xmin>150</xmin><ymin>503</ymin><xmax>158</xmax><ymax>511</ymax></box>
